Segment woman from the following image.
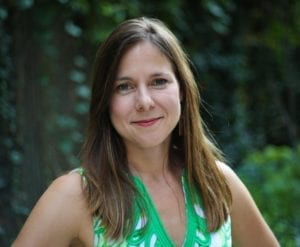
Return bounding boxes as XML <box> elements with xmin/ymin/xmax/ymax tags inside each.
<box><xmin>13</xmin><ymin>17</ymin><xmax>279</xmax><ymax>246</ymax></box>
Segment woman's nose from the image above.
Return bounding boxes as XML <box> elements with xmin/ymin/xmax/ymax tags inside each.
<box><xmin>135</xmin><ymin>87</ymin><xmax>155</xmax><ymax>112</ymax></box>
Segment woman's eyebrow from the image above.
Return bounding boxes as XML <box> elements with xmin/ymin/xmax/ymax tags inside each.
<box><xmin>115</xmin><ymin>76</ymin><xmax>132</xmax><ymax>82</ymax></box>
<box><xmin>150</xmin><ymin>72</ymin><xmax>171</xmax><ymax>78</ymax></box>
<box><xmin>116</xmin><ymin>72</ymin><xmax>171</xmax><ymax>81</ymax></box>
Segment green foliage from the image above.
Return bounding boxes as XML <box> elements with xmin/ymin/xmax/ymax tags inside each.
<box><xmin>238</xmin><ymin>145</ymin><xmax>300</xmax><ymax>246</ymax></box>
<box><xmin>0</xmin><ymin>4</ymin><xmax>19</xmax><ymax>245</ymax></box>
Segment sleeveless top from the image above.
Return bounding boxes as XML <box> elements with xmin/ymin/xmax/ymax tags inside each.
<box><xmin>73</xmin><ymin>168</ymin><xmax>231</xmax><ymax>247</ymax></box>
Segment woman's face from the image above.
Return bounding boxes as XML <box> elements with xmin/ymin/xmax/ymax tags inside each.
<box><xmin>110</xmin><ymin>41</ymin><xmax>181</xmax><ymax>151</ymax></box>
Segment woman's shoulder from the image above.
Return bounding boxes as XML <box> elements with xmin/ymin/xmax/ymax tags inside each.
<box><xmin>216</xmin><ymin>161</ymin><xmax>279</xmax><ymax>246</ymax></box>
<box><xmin>13</xmin><ymin>169</ymin><xmax>92</xmax><ymax>246</ymax></box>
<box><xmin>41</xmin><ymin>170</ymin><xmax>90</xmax><ymax>231</ymax></box>
<box><xmin>216</xmin><ymin>161</ymin><xmax>254</xmax><ymax>206</ymax></box>
<box><xmin>216</xmin><ymin>161</ymin><xmax>241</xmax><ymax>192</ymax></box>
<box><xmin>52</xmin><ymin>168</ymin><xmax>85</xmax><ymax>195</ymax></box>
<box><xmin>216</xmin><ymin>161</ymin><xmax>235</xmax><ymax>178</ymax></box>
<box><xmin>40</xmin><ymin>169</ymin><xmax>86</xmax><ymax>206</ymax></box>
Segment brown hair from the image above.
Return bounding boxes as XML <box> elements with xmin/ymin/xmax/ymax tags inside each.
<box><xmin>81</xmin><ymin>17</ymin><xmax>232</xmax><ymax>240</ymax></box>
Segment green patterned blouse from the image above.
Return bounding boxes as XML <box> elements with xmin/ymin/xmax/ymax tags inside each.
<box><xmin>73</xmin><ymin>168</ymin><xmax>231</xmax><ymax>246</ymax></box>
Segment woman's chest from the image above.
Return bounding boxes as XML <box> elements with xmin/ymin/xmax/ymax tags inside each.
<box><xmin>92</xmin><ymin>174</ymin><xmax>232</xmax><ymax>246</ymax></box>
<box><xmin>147</xmin><ymin>182</ymin><xmax>187</xmax><ymax>246</ymax></box>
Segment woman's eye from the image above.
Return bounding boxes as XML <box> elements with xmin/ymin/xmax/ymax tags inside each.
<box><xmin>115</xmin><ymin>83</ymin><xmax>133</xmax><ymax>94</ymax></box>
<box><xmin>152</xmin><ymin>78</ymin><xmax>168</xmax><ymax>88</ymax></box>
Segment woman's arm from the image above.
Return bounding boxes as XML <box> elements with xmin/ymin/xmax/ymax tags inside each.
<box><xmin>219</xmin><ymin>163</ymin><xmax>280</xmax><ymax>247</ymax></box>
<box><xmin>12</xmin><ymin>172</ymin><xmax>92</xmax><ymax>247</ymax></box>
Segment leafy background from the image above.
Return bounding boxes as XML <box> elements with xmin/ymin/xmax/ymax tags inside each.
<box><xmin>0</xmin><ymin>0</ymin><xmax>299</xmax><ymax>246</ymax></box>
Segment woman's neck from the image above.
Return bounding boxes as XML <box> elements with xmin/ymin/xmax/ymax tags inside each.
<box><xmin>126</xmin><ymin>144</ymin><xmax>171</xmax><ymax>179</ymax></box>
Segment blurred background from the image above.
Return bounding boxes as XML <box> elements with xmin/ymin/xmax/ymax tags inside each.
<box><xmin>0</xmin><ymin>0</ymin><xmax>299</xmax><ymax>246</ymax></box>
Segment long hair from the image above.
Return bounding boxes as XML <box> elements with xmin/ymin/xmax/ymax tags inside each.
<box><xmin>80</xmin><ymin>17</ymin><xmax>232</xmax><ymax>240</ymax></box>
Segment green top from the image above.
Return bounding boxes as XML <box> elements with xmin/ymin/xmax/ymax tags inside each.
<box><xmin>73</xmin><ymin>168</ymin><xmax>231</xmax><ymax>246</ymax></box>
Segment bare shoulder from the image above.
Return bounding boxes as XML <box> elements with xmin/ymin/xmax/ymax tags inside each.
<box><xmin>50</xmin><ymin>171</ymin><xmax>84</xmax><ymax>197</ymax></box>
<box><xmin>13</xmin><ymin>172</ymin><xmax>92</xmax><ymax>247</ymax></box>
<box><xmin>216</xmin><ymin>161</ymin><xmax>245</xmax><ymax>194</ymax></box>
<box><xmin>217</xmin><ymin>161</ymin><xmax>280</xmax><ymax>247</ymax></box>
<box><xmin>216</xmin><ymin>161</ymin><xmax>239</xmax><ymax>180</ymax></box>
<box><xmin>36</xmin><ymin>171</ymin><xmax>87</xmax><ymax>215</ymax></box>
<box><xmin>216</xmin><ymin>161</ymin><xmax>234</xmax><ymax>178</ymax></box>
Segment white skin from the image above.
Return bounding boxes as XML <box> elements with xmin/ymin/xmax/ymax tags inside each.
<box><xmin>110</xmin><ymin>41</ymin><xmax>181</xmax><ymax>168</ymax></box>
<box><xmin>12</xmin><ymin>41</ymin><xmax>279</xmax><ymax>247</ymax></box>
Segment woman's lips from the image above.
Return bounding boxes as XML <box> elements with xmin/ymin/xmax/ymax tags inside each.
<box><xmin>131</xmin><ymin>117</ymin><xmax>163</xmax><ymax>127</ymax></box>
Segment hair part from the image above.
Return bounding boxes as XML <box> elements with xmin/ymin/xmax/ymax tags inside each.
<box><xmin>80</xmin><ymin>16</ymin><xmax>232</xmax><ymax>240</ymax></box>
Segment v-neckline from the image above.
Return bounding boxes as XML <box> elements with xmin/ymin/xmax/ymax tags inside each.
<box><xmin>132</xmin><ymin>172</ymin><xmax>195</xmax><ymax>246</ymax></box>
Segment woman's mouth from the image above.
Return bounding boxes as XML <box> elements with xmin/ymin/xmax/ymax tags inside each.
<box><xmin>131</xmin><ymin>117</ymin><xmax>163</xmax><ymax>127</ymax></box>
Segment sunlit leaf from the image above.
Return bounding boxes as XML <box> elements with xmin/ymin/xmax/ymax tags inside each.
<box><xmin>65</xmin><ymin>20</ymin><xmax>82</xmax><ymax>37</ymax></box>
<box><xmin>69</xmin><ymin>70</ymin><xmax>86</xmax><ymax>83</ymax></box>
